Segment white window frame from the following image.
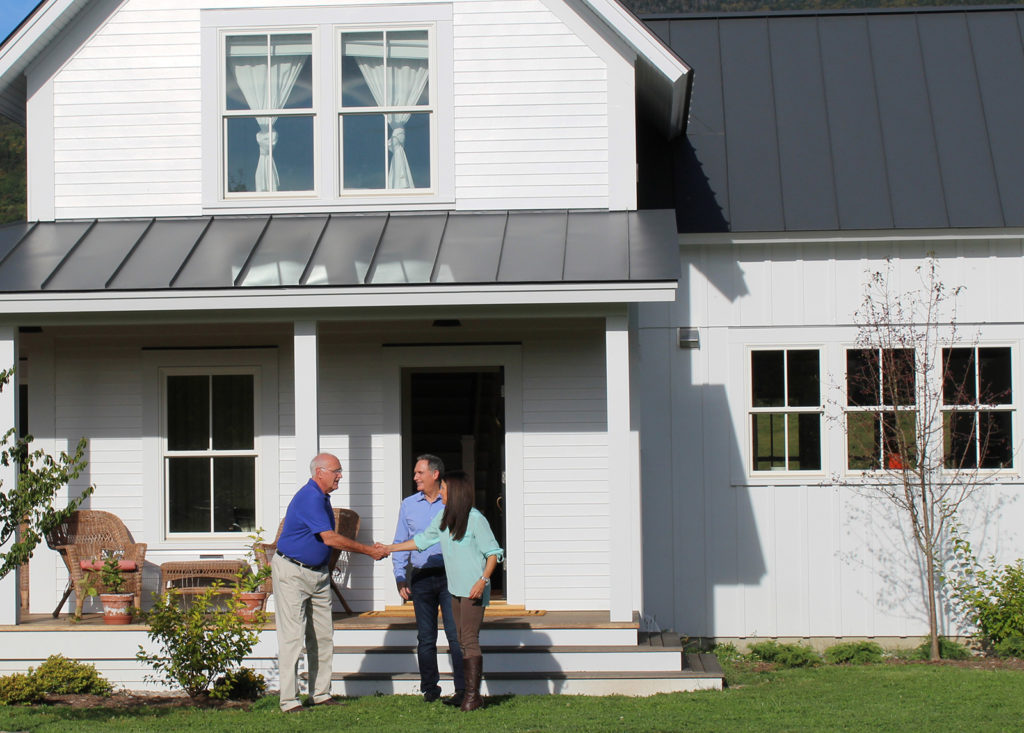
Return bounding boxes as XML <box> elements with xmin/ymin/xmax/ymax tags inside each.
<box><xmin>843</xmin><ymin>346</ymin><xmax>918</xmax><ymax>473</ymax></box>
<box><xmin>143</xmin><ymin>348</ymin><xmax>279</xmax><ymax>550</ymax></box>
<box><xmin>748</xmin><ymin>346</ymin><xmax>824</xmax><ymax>475</ymax></box>
<box><xmin>940</xmin><ymin>344</ymin><xmax>1015</xmax><ymax>472</ymax></box>
<box><xmin>220</xmin><ymin>28</ymin><xmax>319</xmax><ymax>200</ymax></box>
<box><xmin>201</xmin><ymin>5</ymin><xmax>454</xmax><ymax>212</ymax></box>
<box><xmin>161</xmin><ymin>367</ymin><xmax>260</xmax><ymax>537</ymax></box>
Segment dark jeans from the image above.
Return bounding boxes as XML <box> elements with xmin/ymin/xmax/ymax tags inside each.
<box><xmin>411</xmin><ymin>568</ymin><xmax>465</xmax><ymax>693</ymax></box>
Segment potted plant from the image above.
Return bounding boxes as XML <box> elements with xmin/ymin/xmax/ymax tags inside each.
<box><xmin>234</xmin><ymin>530</ymin><xmax>273</xmax><ymax>623</ymax></box>
<box><xmin>84</xmin><ymin>555</ymin><xmax>134</xmax><ymax>625</ymax></box>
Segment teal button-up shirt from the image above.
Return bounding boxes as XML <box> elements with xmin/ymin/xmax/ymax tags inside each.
<box><xmin>414</xmin><ymin>508</ymin><xmax>504</xmax><ymax>605</ymax></box>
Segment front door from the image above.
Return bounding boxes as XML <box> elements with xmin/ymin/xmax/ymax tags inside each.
<box><xmin>402</xmin><ymin>367</ymin><xmax>506</xmax><ymax>595</ymax></box>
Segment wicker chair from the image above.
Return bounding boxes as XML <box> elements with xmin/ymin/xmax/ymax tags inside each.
<box><xmin>254</xmin><ymin>507</ymin><xmax>360</xmax><ymax>614</ymax></box>
<box><xmin>45</xmin><ymin>510</ymin><xmax>147</xmax><ymax>618</ymax></box>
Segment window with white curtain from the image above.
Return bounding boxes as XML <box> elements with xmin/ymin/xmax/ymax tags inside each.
<box><xmin>340</xmin><ymin>29</ymin><xmax>432</xmax><ymax>191</ymax></box>
<box><xmin>223</xmin><ymin>32</ymin><xmax>315</xmax><ymax>195</ymax></box>
<box><xmin>207</xmin><ymin>6</ymin><xmax>451</xmax><ymax>205</ymax></box>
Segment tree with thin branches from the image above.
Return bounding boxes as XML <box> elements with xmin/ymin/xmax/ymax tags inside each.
<box><xmin>836</xmin><ymin>257</ymin><xmax>1007</xmax><ymax>660</ymax></box>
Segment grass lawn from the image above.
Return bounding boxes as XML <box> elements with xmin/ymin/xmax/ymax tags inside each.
<box><xmin>1</xmin><ymin>663</ymin><xmax>1023</xmax><ymax>732</ymax></box>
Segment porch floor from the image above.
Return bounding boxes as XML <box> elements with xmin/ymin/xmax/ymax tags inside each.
<box><xmin>10</xmin><ymin>608</ymin><xmax>634</xmax><ymax>632</ymax></box>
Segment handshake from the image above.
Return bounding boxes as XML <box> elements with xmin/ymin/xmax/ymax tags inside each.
<box><xmin>368</xmin><ymin>542</ymin><xmax>390</xmax><ymax>561</ymax></box>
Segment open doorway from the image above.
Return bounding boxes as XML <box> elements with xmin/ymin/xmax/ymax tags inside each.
<box><xmin>402</xmin><ymin>367</ymin><xmax>505</xmax><ymax>595</ymax></box>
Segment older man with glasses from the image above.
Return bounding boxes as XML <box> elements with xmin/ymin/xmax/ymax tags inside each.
<box><xmin>273</xmin><ymin>452</ymin><xmax>389</xmax><ymax>713</ymax></box>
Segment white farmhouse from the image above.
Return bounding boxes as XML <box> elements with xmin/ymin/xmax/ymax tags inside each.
<box><xmin>0</xmin><ymin>0</ymin><xmax>1021</xmax><ymax>693</ymax></box>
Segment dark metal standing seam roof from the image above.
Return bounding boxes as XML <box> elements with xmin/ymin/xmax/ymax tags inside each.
<box><xmin>643</xmin><ymin>7</ymin><xmax>1024</xmax><ymax>233</ymax></box>
<box><xmin>0</xmin><ymin>210</ymin><xmax>680</xmax><ymax>294</ymax></box>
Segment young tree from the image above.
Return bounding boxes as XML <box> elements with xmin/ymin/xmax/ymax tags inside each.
<box><xmin>0</xmin><ymin>366</ymin><xmax>93</xmax><ymax>579</ymax></box>
<box><xmin>839</xmin><ymin>257</ymin><xmax>1003</xmax><ymax>661</ymax></box>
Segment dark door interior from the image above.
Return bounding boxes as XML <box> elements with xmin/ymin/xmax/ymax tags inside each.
<box><xmin>403</xmin><ymin>367</ymin><xmax>505</xmax><ymax>594</ymax></box>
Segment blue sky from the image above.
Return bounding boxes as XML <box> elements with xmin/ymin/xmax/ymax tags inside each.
<box><xmin>2</xmin><ymin>0</ymin><xmax>39</xmax><ymax>41</ymax></box>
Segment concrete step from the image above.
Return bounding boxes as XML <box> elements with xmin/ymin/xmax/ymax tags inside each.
<box><xmin>330</xmin><ymin>645</ymin><xmax>685</xmax><ymax>674</ymax></box>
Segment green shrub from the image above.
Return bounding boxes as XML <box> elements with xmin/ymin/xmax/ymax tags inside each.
<box><xmin>946</xmin><ymin>523</ymin><xmax>1024</xmax><ymax>652</ymax></box>
<box><xmin>0</xmin><ymin>672</ymin><xmax>42</xmax><ymax>706</ymax></box>
<box><xmin>910</xmin><ymin>636</ymin><xmax>972</xmax><ymax>660</ymax></box>
<box><xmin>210</xmin><ymin>667</ymin><xmax>267</xmax><ymax>701</ymax></box>
<box><xmin>824</xmin><ymin>641</ymin><xmax>884</xmax><ymax>665</ymax></box>
<box><xmin>30</xmin><ymin>654</ymin><xmax>112</xmax><ymax>696</ymax></box>
<box><xmin>136</xmin><ymin>586</ymin><xmax>261</xmax><ymax>697</ymax></box>
<box><xmin>748</xmin><ymin>640</ymin><xmax>821</xmax><ymax>668</ymax></box>
<box><xmin>993</xmin><ymin>635</ymin><xmax>1024</xmax><ymax>659</ymax></box>
<box><xmin>710</xmin><ymin>642</ymin><xmax>746</xmax><ymax>664</ymax></box>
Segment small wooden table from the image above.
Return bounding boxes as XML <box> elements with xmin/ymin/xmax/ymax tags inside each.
<box><xmin>159</xmin><ymin>559</ymin><xmax>248</xmax><ymax>599</ymax></box>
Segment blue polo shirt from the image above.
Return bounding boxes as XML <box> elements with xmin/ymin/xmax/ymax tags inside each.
<box><xmin>277</xmin><ymin>479</ymin><xmax>334</xmax><ymax>567</ymax></box>
<box><xmin>392</xmin><ymin>491</ymin><xmax>446</xmax><ymax>583</ymax></box>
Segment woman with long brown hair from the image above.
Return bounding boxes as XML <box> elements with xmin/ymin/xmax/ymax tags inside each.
<box><xmin>387</xmin><ymin>470</ymin><xmax>503</xmax><ymax>711</ymax></box>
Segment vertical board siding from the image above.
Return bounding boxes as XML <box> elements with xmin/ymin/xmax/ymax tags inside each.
<box><xmin>521</xmin><ymin>332</ymin><xmax>609</xmax><ymax>609</ymax></box>
<box><xmin>46</xmin><ymin>0</ymin><xmax>614</xmax><ymax>217</ymax></box>
<box><xmin>639</xmin><ymin>240</ymin><xmax>1024</xmax><ymax>639</ymax></box>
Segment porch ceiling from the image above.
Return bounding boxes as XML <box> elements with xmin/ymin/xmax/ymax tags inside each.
<box><xmin>0</xmin><ymin>211</ymin><xmax>679</xmax><ymax>313</ymax></box>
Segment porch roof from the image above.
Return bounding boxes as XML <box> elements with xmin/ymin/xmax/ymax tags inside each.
<box><xmin>0</xmin><ymin>210</ymin><xmax>679</xmax><ymax>315</ymax></box>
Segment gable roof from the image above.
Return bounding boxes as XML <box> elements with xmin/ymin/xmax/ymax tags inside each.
<box><xmin>0</xmin><ymin>0</ymin><xmax>690</xmax><ymax>134</ymax></box>
<box><xmin>645</xmin><ymin>6</ymin><xmax>1024</xmax><ymax>233</ymax></box>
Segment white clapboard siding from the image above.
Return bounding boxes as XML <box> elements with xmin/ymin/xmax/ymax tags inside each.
<box><xmin>637</xmin><ymin>240</ymin><xmax>1024</xmax><ymax>640</ymax></box>
<box><xmin>40</xmin><ymin>0</ymin><xmax>626</xmax><ymax>217</ymax></box>
<box><xmin>521</xmin><ymin>333</ymin><xmax>609</xmax><ymax>610</ymax></box>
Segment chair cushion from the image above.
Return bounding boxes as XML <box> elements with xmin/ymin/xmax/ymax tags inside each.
<box><xmin>80</xmin><ymin>560</ymin><xmax>138</xmax><ymax>571</ymax></box>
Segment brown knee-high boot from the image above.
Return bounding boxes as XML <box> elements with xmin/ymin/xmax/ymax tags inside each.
<box><xmin>460</xmin><ymin>656</ymin><xmax>483</xmax><ymax>711</ymax></box>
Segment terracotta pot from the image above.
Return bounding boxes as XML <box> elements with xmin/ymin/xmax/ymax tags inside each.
<box><xmin>236</xmin><ymin>592</ymin><xmax>267</xmax><ymax>623</ymax></box>
<box><xmin>100</xmin><ymin>593</ymin><xmax>134</xmax><ymax>625</ymax></box>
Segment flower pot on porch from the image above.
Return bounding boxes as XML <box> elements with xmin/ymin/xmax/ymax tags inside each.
<box><xmin>235</xmin><ymin>592</ymin><xmax>267</xmax><ymax>623</ymax></box>
<box><xmin>99</xmin><ymin>593</ymin><xmax>134</xmax><ymax>625</ymax></box>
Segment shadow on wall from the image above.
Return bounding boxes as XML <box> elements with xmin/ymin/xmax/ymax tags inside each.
<box><xmin>838</xmin><ymin>486</ymin><xmax>1021</xmax><ymax>638</ymax></box>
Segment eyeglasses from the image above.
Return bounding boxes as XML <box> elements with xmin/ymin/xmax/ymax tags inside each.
<box><xmin>320</xmin><ymin>466</ymin><xmax>343</xmax><ymax>475</ymax></box>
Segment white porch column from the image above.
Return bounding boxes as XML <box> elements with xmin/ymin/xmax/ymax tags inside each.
<box><xmin>293</xmin><ymin>321</ymin><xmax>320</xmax><ymax>468</ymax></box>
<box><xmin>606</xmin><ymin>313</ymin><xmax>640</xmax><ymax>623</ymax></box>
<box><xmin>0</xmin><ymin>326</ymin><xmax>19</xmax><ymax>624</ymax></box>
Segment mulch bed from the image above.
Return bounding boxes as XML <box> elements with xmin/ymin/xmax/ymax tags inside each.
<box><xmin>41</xmin><ymin>692</ymin><xmax>253</xmax><ymax>710</ymax></box>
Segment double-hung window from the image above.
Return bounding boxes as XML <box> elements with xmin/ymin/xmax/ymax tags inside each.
<box><xmin>845</xmin><ymin>348</ymin><xmax>916</xmax><ymax>470</ymax></box>
<box><xmin>942</xmin><ymin>347</ymin><xmax>1013</xmax><ymax>469</ymax></box>
<box><xmin>223</xmin><ymin>33</ymin><xmax>314</xmax><ymax>194</ymax></box>
<box><xmin>163</xmin><ymin>370</ymin><xmax>258</xmax><ymax>534</ymax></box>
<box><xmin>204</xmin><ymin>6</ymin><xmax>453</xmax><ymax>207</ymax></box>
<box><xmin>340</xmin><ymin>29</ymin><xmax>432</xmax><ymax>191</ymax></box>
<box><xmin>750</xmin><ymin>349</ymin><xmax>822</xmax><ymax>472</ymax></box>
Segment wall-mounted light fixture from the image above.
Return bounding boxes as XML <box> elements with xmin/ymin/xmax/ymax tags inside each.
<box><xmin>677</xmin><ymin>327</ymin><xmax>699</xmax><ymax>349</ymax></box>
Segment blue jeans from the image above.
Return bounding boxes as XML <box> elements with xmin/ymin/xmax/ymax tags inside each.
<box><xmin>410</xmin><ymin>568</ymin><xmax>465</xmax><ymax>693</ymax></box>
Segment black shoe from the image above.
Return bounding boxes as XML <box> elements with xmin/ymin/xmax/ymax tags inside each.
<box><xmin>443</xmin><ymin>690</ymin><xmax>465</xmax><ymax>707</ymax></box>
<box><xmin>423</xmin><ymin>687</ymin><xmax>442</xmax><ymax>702</ymax></box>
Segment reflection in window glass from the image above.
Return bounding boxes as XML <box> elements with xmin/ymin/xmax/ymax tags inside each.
<box><xmin>223</xmin><ymin>32</ymin><xmax>314</xmax><ymax>194</ymax></box>
<box><xmin>339</xmin><ymin>28</ymin><xmax>431</xmax><ymax>191</ymax></box>
<box><xmin>845</xmin><ymin>348</ymin><xmax>917</xmax><ymax>471</ymax></box>
<box><xmin>942</xmin><ymin>347</ymin><xmax>1013</xmax><ymax>470</ymax></box>
<box><xmin>164</xmin><ymin>372</ymin><xmax>257</xmax><ymax>533</ymax></box>
<box><xmin>750</xmin><ymin>349</ymin><xmax>821</xmax><ymax>472</ymax></box>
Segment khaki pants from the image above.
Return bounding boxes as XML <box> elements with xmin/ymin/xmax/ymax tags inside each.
<box><xmin>451</xmin><ymin>596</ymin><xmax>486</xmax><ymax>658</ymax></box>
<box><xmin>272</xmin><ymin>553</ymin><xmax>334</xmax><ymax>710</ymax></box>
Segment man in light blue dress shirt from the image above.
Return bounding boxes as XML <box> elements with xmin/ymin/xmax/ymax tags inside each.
<box><xmin>392</xmin><ymin>454</ymin><xmax>465</xmax><ymax>704</ymax></box>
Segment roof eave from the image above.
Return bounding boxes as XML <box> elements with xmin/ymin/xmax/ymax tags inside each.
<box><xmin>0</xmin><ymin>0</ymin><xmax>92</xmax><ymax>125</ymax></box>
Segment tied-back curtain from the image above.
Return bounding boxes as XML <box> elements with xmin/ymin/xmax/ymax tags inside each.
<box><xmin>229</xmin><ymin>53</ymin><xmax>307</xmax><ymax>192</ymax></box>
<box><xmin>355</xmin><ymin>55</ymin><xmax>428</xmax><ymax>188</ymax></box>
